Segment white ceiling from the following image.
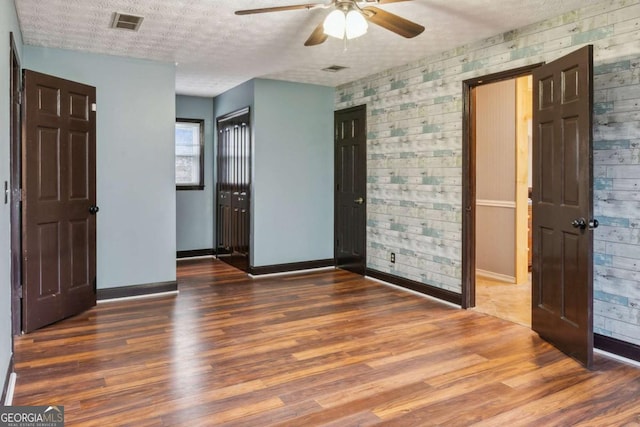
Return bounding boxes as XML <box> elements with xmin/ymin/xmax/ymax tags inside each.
<box><xmin>14</xmin><ymin>0</ymin><xmax>603</xmax><ymax>97</ymax></box>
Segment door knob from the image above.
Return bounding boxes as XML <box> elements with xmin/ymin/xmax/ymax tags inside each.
<box><xmin>354</xmin><ymin>197</ymin><xmax>364</xmax><ymax>205</ymax></box>
<box><xmin>589</xmin><ymin>219</ymin><xmax>599</xmax><ymax>230</ymax></box>
<box><xmin>89</xmin><ymin>205</ymin><xmax>100</xmax><ymax>215</ymax></box>
<box><xmin>571</xmin><ymin>217</ymin><xmax>586</xmax><ymax>229</ymax></box>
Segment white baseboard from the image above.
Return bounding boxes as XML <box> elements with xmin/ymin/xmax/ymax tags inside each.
<box><xmin>4</xmin><ymin>372</ymin><xmax>16</xmax><ymax>406</ymax></box>
<box><xmin>476</xmin><ymin>269</ymin><xmax>516</xmax><ymax>284</ymax></box>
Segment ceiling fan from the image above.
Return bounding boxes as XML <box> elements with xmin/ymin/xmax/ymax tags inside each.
<box><xmin>235</xmin><ymin>0</ymin><xmax>425</xmax><ymax>46</ymax></box>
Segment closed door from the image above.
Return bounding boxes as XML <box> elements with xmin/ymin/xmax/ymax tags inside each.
<box><xmin>334</xmin><ymin>105</ymin><xmax>367</xmax><ymax>275</ymax></box>
<box><xmin>531</xmin><ymin>45</ymin><xmax>595</xmax><ymax>367</ymax></box>
<box><xmin>22</xmin><ymin>70</ymin><xmax>97</xmax><ymax>333</ymax></box>
<box><xmin>216</xmin><ymin>108</ymin><xmax>251</xmax><ymax>272</ymax></box>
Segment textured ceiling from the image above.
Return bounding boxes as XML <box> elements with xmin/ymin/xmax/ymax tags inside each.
<box><xmin>14</xmin><ymin>0</ymin><xmax>603</xmax><ymax>97</ymax></box>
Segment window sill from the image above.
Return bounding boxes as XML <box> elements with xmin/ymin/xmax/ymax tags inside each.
<box><xmin>177</xmin><ymin>185</ymin><xmax>205</xmax><ymax>191</ymax></box>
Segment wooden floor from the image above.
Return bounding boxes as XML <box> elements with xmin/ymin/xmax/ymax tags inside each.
<box><xmin>474</xmin><ymin>275</ymin><xmax>531</xmax><ymax>327</ymax></box>
<box><xmin>13</xmin><ymin>259</ymin><xmax>640</xmax><ymax>426</ymax></box>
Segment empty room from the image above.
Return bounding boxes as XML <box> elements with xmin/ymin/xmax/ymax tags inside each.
<box><xmin>1</xmin><ymin>0</ymin><xmax>640</xmax><ymax>425</ymax></box>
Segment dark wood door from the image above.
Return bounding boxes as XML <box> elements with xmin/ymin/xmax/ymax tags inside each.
<box><xmin>216</xmin><ymin>108</ymin><xmax>251</xmax><ymax>272</ymax></box>
<box><xmin>335</xmin><ymin>105</ymin><xmax>367</xmax><ymax>275</ymax></box>
<box><xmin>531</xmin><ymin>45</ymin><xmax>594</xmax><ymax>367</ymax></box>
<box><xmin>10</xmin><ymin>33</ymin><xmax>22</xmax><ymax>335</ymax></box>
<box><xmin>22</xmin><ymin>70</ymin><xmax>97</xmax><ymax>333</ymax></box>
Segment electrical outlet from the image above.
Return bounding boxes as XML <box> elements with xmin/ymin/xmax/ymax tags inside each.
<box><xmin>390</xmin><ymin>252</ymin><xmax>395</xmax><ymax>263</ymax></box>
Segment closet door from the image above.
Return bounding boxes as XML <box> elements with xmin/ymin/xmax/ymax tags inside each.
<box><xmin>216</xmin><ymin>108</ymin><xmax>251</xmax><ymax>271</ymax></box>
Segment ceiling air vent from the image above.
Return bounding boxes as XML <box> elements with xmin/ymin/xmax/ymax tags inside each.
<box><xmin>111</xmin><ymin>12</ymin><xmax>144</xmax><ymax>31</ymax></box>
<box><xmin>322</xmin><ymin>65</ymin><xmax>348</xmax><ymax>73</ymax></box>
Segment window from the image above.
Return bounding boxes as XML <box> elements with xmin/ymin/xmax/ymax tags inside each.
<box><xmin>175</xmin><ymin>118</ymin><xmax>204</xmax><ymax>190</ymax></box>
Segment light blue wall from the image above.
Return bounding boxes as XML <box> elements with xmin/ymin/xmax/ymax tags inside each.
<box><xmin>213</xmin><ymin>79</ymin><xmax>255</xmax><ymax>261</ymax></box>
<box><xmin>0</xmin><ymin>0</ymin><xmax>22</xmax><ymax>393</ymax></box>
<box><xmin>253</xmin><ymin>79</ymin><xmax>334</xmax><ymax>266</ymax></box>
<box><xmin>214</xmin><ymin>79</ymin><xmax>255</xmax><ymax>120</ymax></box>
<box><xmin>24</xmin><ymin>46</ymin><xmax>177</xmax><ymax>288</ymax></box>
<box><xmin>213</xmin><ymin>79</ymin><xmax>334</xmax><ymax>267</ymax></box>
<box><xmin>176</xmin><ymin>95</ymin><xmax>215</xmax><ymax>252</ymax></box>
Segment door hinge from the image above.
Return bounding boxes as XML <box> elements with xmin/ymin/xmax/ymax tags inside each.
<box><xmin>17</xmin><ymin>90</ymin><xmax>22</xmax><ymax>105</ymax></box>
<box><xmin>17</xmin><ymin>285</ymin><xmax>23</xmax><ymax>298</ymax></box>
<box><xmin>91</xmin><ymin>103</ymin><xmax>97</xmax><ymax>112</ymax></box>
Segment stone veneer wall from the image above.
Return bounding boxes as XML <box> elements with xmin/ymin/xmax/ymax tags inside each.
<box><xmin>335</xmin><ymin>0</ymin><xmax>640</xmax><ymax>346</ymax></box>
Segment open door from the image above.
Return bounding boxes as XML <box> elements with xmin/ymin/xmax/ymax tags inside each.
<box><xmin>10</xmin><ymin>33</ymin><xmax>22</xmax><ymax>335</ymax></box>
<box><xmin>334</xmin><ymin>105</ymin><xmax>367</xmax><ymax>275</ymax></box>
<box><xmin>22</xmin><ymin>70</ymin><xmax>97</xmax><ymax>333</ymax></box>
<box><xmin>531</xmin><ymin>45</ymin><xmax>595</xmax><ymax>367</ymax></box>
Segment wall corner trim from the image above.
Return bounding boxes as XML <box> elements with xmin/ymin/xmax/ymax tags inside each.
<box><xmin>97</xmin><ymin>281</ymin><xmax>178</xmax><ymax>301</ymax></box>
<box><xmin>366</xmin><ymin>269</ymin><xmax>462</xmax><ymax>306</ymax></box>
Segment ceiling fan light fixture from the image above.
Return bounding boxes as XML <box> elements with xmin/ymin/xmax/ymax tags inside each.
<box><xmin>236</xmin><ymin>1</ymin><xmax>424</xmax><ymax>47</ymax></box>
<box><xmin>345</xmin><ymin>10</ymin><xmax>368</xmax><ymax>39</ymax></box>
<box><xmin>323</xmin><ymin>9</ymin><xmax>346</xmax><ymax>39</ymax></box>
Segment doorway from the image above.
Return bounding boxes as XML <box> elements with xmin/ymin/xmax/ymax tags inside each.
<box><xmin>462</xmin><ymin>64</ymin><xmax>541</xmax><ymax>311</ymax></box>
<box><xmin>463</xmin><ymin>46</ymin><xmax>595</xmax><ymax>367</ymax></box>
<box><xmin>473</xmin><ymin>75</ymin><xmax>533</xmax><ymax>327</ymax></box>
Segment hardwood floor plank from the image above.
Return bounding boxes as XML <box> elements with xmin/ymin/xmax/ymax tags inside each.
<box><xmin>377</xmin><ymin>382</ymin><xmax>517</xmax><ymax>426</ymax></box>
<box><xmin>204</xmin><ymin>396</ymin><xmax>285</xmax><ymax>425</ymax></box>
<box><xmin>210</xmin><ymin>400</ymin><xmax>324</xmax><ymax>427</ymax></box>
<box><xmin>312</xmin><ymin>357</ymin><xmax>478</xmax><ymax>410</ymax></box>
<box><xmin>11</xmin><ymin>258</ymin><xmax>640</xmax><ymax>426</ymax></box>
<box><xmin>474</xmin><ymin>274</ymin><xmax>531</xmax><ymax>327</ymax></box>
<box><xmin>272</xmin><ymin>382</ymin><xmax>432</xmax><ymax>426</ymax></box>
<box><xmin>471</xmin><ymin>360</ymin><xmax>640</xmax><ymax>426</ymax></box>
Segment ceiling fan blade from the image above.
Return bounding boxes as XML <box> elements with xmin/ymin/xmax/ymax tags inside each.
<box><xmin>304</xmin><ymin>22</ymin><xmax>328</xmax><ymax>46</ymax></box>
<box><xmin>362</xmin><ymin>6</ymin><xmax>425</xmax><ymax>38</ymax></box>
<box><xmin>235</xmin><ymin>3</ymin><xmax>325</xmax><ymax>15</ymax></box>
